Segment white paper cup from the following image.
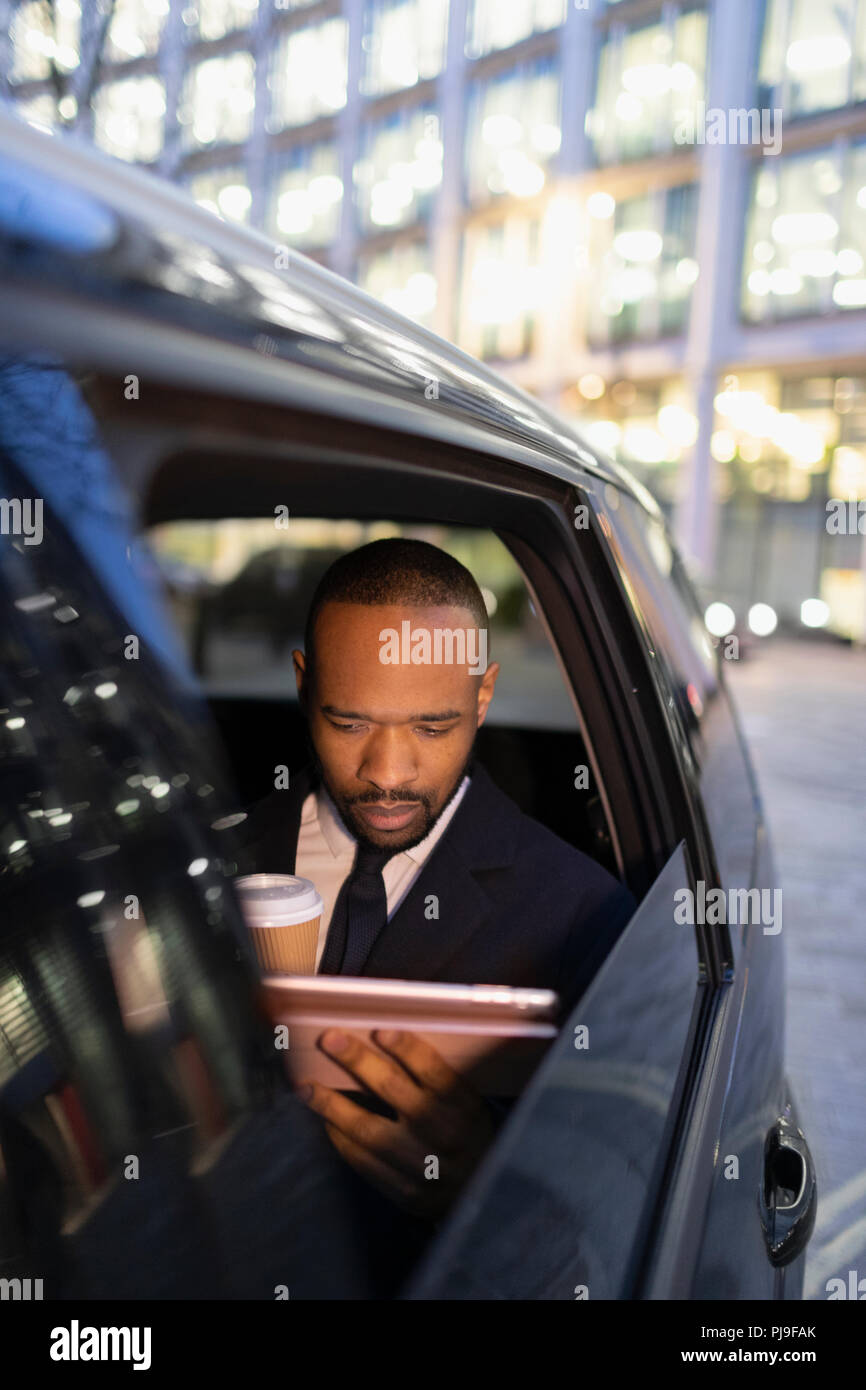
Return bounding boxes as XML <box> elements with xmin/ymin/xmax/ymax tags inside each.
<box><xmin>235</xmin><ymin>874</ymin><xmax>323</xmax><ymax>974</ymax></box>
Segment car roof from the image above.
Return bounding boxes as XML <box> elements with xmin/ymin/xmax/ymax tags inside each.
<box><xmin>0</xmin><ymin>109</ymin><xmax>659</xmax><ymax>517</ymax></box>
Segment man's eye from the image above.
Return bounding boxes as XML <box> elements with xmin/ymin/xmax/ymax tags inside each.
<box><xmin>417</xmin><ymin>726</ymin><xmax>449</xmax><ymax>737</ymax></box>
<box><xmin>330</xmin><ymin>721</ymin><xmax>363</xmax><ymax>733</ymax></box>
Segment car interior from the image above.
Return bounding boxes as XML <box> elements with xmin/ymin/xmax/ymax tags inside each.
<box><xmin>148</xmin><ymin>516</ymin><xmax>621</xmax><ymax>881</ymax></box>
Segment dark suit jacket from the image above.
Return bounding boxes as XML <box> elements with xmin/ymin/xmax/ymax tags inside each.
<box><xmin>236</xmin><ymin>759</ymin><xmax>635</xmax><ymax>1018</ymax></box>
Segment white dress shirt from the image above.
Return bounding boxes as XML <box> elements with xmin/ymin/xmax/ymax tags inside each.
<box><xmin>296</xmin><ymin>776</ymin><xmax>471</xmax><ymax>971</ymax></box>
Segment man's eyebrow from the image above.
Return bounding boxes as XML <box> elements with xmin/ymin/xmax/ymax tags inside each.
<box><xmin>321</xmin><ymin>705</ymin><xmax>463</xmax><ymax>722</ymax></box>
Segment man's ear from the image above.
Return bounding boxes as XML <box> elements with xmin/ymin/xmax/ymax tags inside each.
<box><xmin>292</xmin><ymin>649</ymin><xmax>308</xmax><ymax>713</ymax></box>
<box><xmin>476</xmin><ymin>660</ymin><xmax>499</xmax><ymax>727</ymax></box>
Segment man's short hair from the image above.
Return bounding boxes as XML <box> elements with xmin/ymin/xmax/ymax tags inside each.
<box><xmin>304</xmin><ymin>537</ymin><xmax>489</xmax><ymax>672</ymax></box>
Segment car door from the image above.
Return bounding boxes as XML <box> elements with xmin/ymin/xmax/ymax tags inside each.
<box><xmin>407</xmin><ymin>841</ymin><xmax>701</xmax><ymax>1299</ymax></box>
<box><xmin>585</xmin><ymin>485</ymin><xmax>816</xmax><ymax>1299</ymax></box>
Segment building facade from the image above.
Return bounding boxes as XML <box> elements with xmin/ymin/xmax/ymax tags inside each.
<box><xmin>3</xmin><ymin>0</ymin><xmax>866</xmax><ymax>639</ymax></box>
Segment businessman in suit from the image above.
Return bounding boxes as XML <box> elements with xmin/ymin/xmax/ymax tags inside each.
<box><xmin>238</xmin><ymin>537</ymin><xmax>635</xmax><ymax>1222</ymax></box>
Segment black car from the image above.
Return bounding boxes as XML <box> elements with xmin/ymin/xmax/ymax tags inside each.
<box><xmin>0</xmin><ymin>113</ymin><xmax>815</xmax><ymax>1302</ymax></box>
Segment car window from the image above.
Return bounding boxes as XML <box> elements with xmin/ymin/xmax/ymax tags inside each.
<box><xmin>147</xmin><ymin>517</ymin><xmax>578</xmax><ymax>729</ymax></box>
<box><xmin>599</xmin><ymin>490</ymin><xmax>759</xmax><ymax>902</ymax></box>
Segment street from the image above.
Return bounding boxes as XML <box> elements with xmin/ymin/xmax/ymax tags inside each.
<box><xmin>727</xmin><ymin>639</ymin><xmax>866</xmax><ymax>1301</ymax></box>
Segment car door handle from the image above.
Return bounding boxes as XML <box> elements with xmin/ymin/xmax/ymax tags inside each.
<box><xmin>759</xmin><ymin>1114</ymin><xmax>817</xmax><ymax>1266</ymax></box>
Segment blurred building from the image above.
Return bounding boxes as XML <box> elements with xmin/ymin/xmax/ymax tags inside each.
<box><xmin>3</xmin><ymin>0</ymin><xmax>866</xmax><ymax>640</ymax></box>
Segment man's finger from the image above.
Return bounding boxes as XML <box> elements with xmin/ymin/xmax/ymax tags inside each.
<box><xmin>323</xmin><ymin>1123</ymin><xmax>424</xmax><ymax>1212</ymax></box>
<box><xmin>299</xmin><ymin>1080</ymin><xmax>421</xmax><ymax>1176</ymax></box>
<box><xmin>372</xmin><ymin>1029</ymin><xmax>476</xmax><ymax>1108</ymax></box>
<box><xmin>317</xmin><ymin>1030</ymin><xmax>455</xmax><ymax>1130</ymax></box>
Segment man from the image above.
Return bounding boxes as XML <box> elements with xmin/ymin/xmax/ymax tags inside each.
<box><xmin>238</xmin><ymin>538</ymin><xmax>635</xmax><ymax>1223</ymax></box>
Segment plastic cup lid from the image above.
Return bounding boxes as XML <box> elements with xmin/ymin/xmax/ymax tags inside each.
<box><xmin>234</xmin><ymin>874</ymin><xmax>323</xmax><ymax>927</ymax></box>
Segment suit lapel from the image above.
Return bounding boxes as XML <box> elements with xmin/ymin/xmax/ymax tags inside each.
<box><xmin>241</xmin><ymin>764</ymin><xmax>314</xmax><ymax>875</ymax></box>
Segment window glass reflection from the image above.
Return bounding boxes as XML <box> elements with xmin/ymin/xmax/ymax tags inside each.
<box><xmin>356</xmin><ymin>107</ymin><xmax>441</xmax><ymax>232</ymax></box>
<box><xmin>465</xmin><ymin>0</ymin><xmax>566</xmax><ymax>58</ymax></box>
<box><xmin>588</xmin><ymin>8</ymin><xmax>708</xmax><ymax>165</ymax></box>
<box><xmin>267</xmin><ymin>143</ymin><xmax>343</xmax><ymax>247</ymax></box>
<box><xmin>465</xmin><ymin>58</ymin><xmax>561</xmax><ymax>204</ymax></box>
<box><xmin>759</xmin><ymin>0</ymin><xmax>862</xmax><ymax>117</ymax></box>
<box><xmin>179</xmin><ymin>52</ymin><xmax>255</xmax><ymax>150</ymax></box>
<box><xmin>742</xmin><ymin>143</ymin><xmax>866</xmax><ymax>321</ymax></box>
<box><xmin>269</xmin><ymin>18</ymin><xmax>348</xmax><ymax>129</ymax></box>
<box><xmin>358</xmin><ymin>240</ymin><xmax>437</xmax><ymax>324</ymax></box>
<box><xmin>93</xmin><ymin>76</ymin><xmax>166</xmax><ymax>163</ymax></box>
<box><xmin>361</xmin><ymin>0</ymin><xmax>449</xmax><ymax>98</ymax></box>
<box><xmin>9</xmin><ymin>0</ymin><xmax>81</xmax><ymax>82</ymax></box>
<box><xmin>458</xmin><ymin>216</ymin><xmax>541</xmax><ymax>359</ymax></box>
<box><xmin>586</xmin><ymin>184</ymin><xmax>698</xmax><ymax>346</ymax></box>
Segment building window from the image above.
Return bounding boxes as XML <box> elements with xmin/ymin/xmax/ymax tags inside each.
<box><xmin>465</xmin><ymin>57</ymin><xmax>561</xmax><ymax>204</ymax></box>
<box><xmin>187</xmin><ymin>168</ymin><xmax>252</xmax><ymax>222</ymax></box>
<box><xmin>566</xmin><ymin>379</ymin><xmax>698</xmax><ymax>507</ymax></box>
<box><xmin>105</xmin><ymin>0</ymin><xmax>169</xmax><ymax>63</ymax></box>
<box><xmin>182</xmin><ymin>0</ymin><xmax>259</xmax><ymax>43</ymax></box>
<box><xmin>267</xmin><ymin>143</ymin><xmax>343</xmax><ymax>247</ymax></box>
<box><xmin>742</xmin><ymin>142</ymin><xmax>866</xmax><ymax>322</ymax></box>
<box><xmin>13</xmin><ymin>92</ymin><xmax>60</xmax><ymax>130</ymax></box>
<box><xmin>9</xmin><ymin>0</ymin><xmax>81</xmax><ymax>82</ymax></box>
<box><xmin>360</xmin><ymin>0</ymin><xmax>449</xmax><ymax>98</ymax></box>
<box><xmin>355</xmin><ymin>106</ymin><xmax>442</xmax><ymax>231</ymax></box>
<box><xmin>269</xmin><ymin>18</ymin><xmax>348</xmax><ymax>129</ymax></box>
<box><xmin>586</xmin><ymin>183</ymin><xmax>699</xmax><ymax>345</ymax></box>
<box><xmin>357</xmin><ymin>241</ymin><xmax>437</xmax><ymax>326</ymax></box>
<box><xmin>93</xmin><ymin>76</ymin><xmax>166</xmax><ymax>162</ymax></box>
<box><xmin>458</xmin><ymin>216</ymin><xmax>541</xmax><ymax>359</ymax></box>
<box><xmin>465</xmin><ymin>0</ymin><xmax>566</xmax><ymax>59</ymax></box>
<box><xmin>758</xmin><ymin>0</ymin><xmax>866</xmax><ymax>118</ymax></box>
<box><xmin>179</xmin><ymin>52</ymin><xmax>255</xmax><ymax>149</ymax></box>
<box><xmin>587</xmin><ymin>7</ymin><xmax>708</xmax><ymax>165</ymax></box>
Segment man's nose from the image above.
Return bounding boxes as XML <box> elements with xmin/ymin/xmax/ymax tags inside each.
<box><xmin>357</xmin><ymin>727</ymin><xmax>419</xmax><ymax>793</ymax></box>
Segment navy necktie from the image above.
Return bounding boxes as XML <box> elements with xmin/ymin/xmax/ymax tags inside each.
<box><xmin>319</xmin><ymin>846</ymin><xmax>392</xmax><ymax>976</ymax></box>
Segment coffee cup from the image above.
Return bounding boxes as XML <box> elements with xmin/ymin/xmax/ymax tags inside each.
<box><xmin>234</xmin><ymin>873</ymin><xmax>323</xmax><ymax>974</ymax></box>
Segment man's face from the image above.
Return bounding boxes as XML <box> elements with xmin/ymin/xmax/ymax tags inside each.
<box><xmin>294</xmin><ymin>602</ymin><xmax>499</xmax><ymax>853</ymax></box>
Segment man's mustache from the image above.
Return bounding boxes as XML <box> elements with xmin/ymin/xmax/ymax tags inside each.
<box><xmin>347</xmin><ymin>790</ymin><xmax>432</xmax><ymax>808</ymax></box>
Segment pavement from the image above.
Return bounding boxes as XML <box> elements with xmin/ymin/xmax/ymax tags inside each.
<box><xmin>727</xmin><ymin>638</ymin><xmax>866</xmax><ymax>1302</ymax></box>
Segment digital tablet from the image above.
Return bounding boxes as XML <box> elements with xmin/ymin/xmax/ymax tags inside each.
<box><xmin>260</xmin><ymin>975</ymin><xmax>560</xmax><ymax>1097</ymax></box>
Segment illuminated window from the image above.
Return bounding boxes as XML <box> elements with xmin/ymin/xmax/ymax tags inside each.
<box><xmin>268</xmin><ymin>143</ymin><xmax>343</xmax><ymax>248</ymax></box>
<box><xmin>180</xmin><ymin>52</ymin><xmax>255</xmax><ymax>149</ymax></box>
<box><xmin>188</xmin><ymin>168</ymin><xmax>252</xmax><ymax>223</ymax></box>
<box><xmin>742</xmin><ymin>143</ymin><xmax>866</xmax><ymax>322</ymax></box>
<box><xmin>93</xmin><ymin>76</ymin><xmax>166</xmax><ymax>162</ymax></box>
<box><xmin>14</xmin><ymin>92</ymin><xmax>59</xmax><ymax>131</ymax></box>
<box><xmin>270</xmin><ymin>18</ymin><xmax>348</xmax><ymax>129</ymax></box>
<box><xmin>465</xmin><ymin>0</ymin><xmax>566</xmax><ymax>58</ymax></box>
<box><xmin>465</xmin><ymin>58</ymin><xmax>561</xmax><ymax>204</ymax></box>
<box><xmin>182</xmin><ymin>0</ymin><xmax>259</xmax><ymax>42</ymax></box>
<box><xmin>355</xmin><ymin>107</ymin><xmax>442</xmax><ymax>232</ymax></box>
<box><xmin>105</xmin><ymin>0</ymin><xmax>169</xmax><ymax>62</ymax></box>
<box><xmin>357</xmin><ymin>241</ymin><xmax>437</xmax><ymax>326</ymax></box>
<box><xmin>587</xmin><ymin>8</ymin><xmax>708</xmax><ymax>165</ymax></box>
<box><xmin>10</xmin><ymin>0</ymin><xmax>81</xmax><ymax>82</ymax></box>
<box><xmin>458</xmin><ymin>216</ymin><xmax>541</xmax><ymax>359</ymax></box>
<box><xmin>759</xmin><ymin>0</ymin><xmax>866</xmax><ymax>117</ymax></box>
<box><xmin>361</xmin><ymin>0</ymin><xmax>449</xmax><ymax>98</ymax></box>
<box><xmin>586</xmin><ymin>184</ymin><xmax>698</xmax><ymax>346</ymax></box>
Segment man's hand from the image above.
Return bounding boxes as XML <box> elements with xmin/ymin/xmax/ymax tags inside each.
<box><xmin>295</xmin><ymin>1029</ymin><xmax>498</xmax><ymax>1221</ymax></box>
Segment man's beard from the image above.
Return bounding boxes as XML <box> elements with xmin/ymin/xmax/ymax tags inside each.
<box><xmin>310</xmin><ymin>742</ymin><xmax>476</xmax><ymax>856</ymax></box>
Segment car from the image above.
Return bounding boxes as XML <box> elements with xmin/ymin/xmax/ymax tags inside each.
<box><xmin>0</xmin><ymin>111</ymin><xmax>815</xmax><ymax>1302</ymax></box>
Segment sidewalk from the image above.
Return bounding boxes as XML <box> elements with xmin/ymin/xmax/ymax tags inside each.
<box><xmin>727</xmin><ymin>639</ymin><xmax>866</xmax><ymax>1300</ymax></box>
